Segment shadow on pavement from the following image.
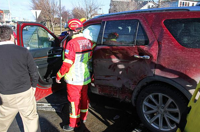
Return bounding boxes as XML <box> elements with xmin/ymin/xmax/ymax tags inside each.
<box><xmin>8</xmin><ymin>113</ymin><xmax>58</xmax><ymax>132</ymax></box>
<box><xmin>39</xmin><ymin>116</ymin><xmax>60</xmax><ymax>132</ymax></box>
<box><xmin>37</xmin><ymin>83</ymin><xmax>150</xmax><ymax>132</ymax></box>
<box><xmin>38</xmin><ymin>84</ymin><xmax>91</xmax><ymax>132</ymax></box>
<box><xmin>0</xmin><ymin>96</ymin><xmax>2</xmax><ymax>105</ymax></box>
<box><xmin>88</xmin><ymin>92</ymin><xmax>150</xmax><ymax>132</ymax></box>
<box><xmin>8</xmin><ymin>113</ymin><xmax>24</xmax><ymax>132</ymax></box>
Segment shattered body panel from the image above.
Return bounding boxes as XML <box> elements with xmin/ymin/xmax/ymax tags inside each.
<box><xmin>93</xmin><ymin>45</ymin><xmax>157</xmax><ymax>100</ymax></box>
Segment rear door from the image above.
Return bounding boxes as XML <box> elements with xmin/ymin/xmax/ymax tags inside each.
<box><xmin>93</xmin><ymin>15</ymin><xmax>158</xmax><ymax>100</ymax></box>
<box><xmin>17</xmin><ymin>22</ymin><xmax>62</xmax><ymax>87</ymax></box>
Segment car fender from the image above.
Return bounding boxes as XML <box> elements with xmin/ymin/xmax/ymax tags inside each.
<box><xmin>131</xmin><ymin>76</ymin><xmax>192</xmax><ymax>106</ymax></box>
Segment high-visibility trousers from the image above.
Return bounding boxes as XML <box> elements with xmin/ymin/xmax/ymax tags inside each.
<box><xmin>66</xmin><ymin>83</ymin><xmax>89</xmax><ymax>128</ymax></box>
<box><xmin>176</xmin><ymin>82</ymin><xmax>200</xmax><ymax>132</ymax></box>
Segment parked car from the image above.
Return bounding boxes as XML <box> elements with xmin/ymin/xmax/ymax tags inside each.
<box><xmin>16</xmin><ymin>6</ymin><xmax>200</xmax><ymax>132</ymax></box>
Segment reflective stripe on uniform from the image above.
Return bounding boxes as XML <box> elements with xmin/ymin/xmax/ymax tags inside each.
<box><xmin>71</xmin><ymin>102</ymin><xmax>76</xmax><ymax>116</ymax></box>
<box><xmin>69</xmin><ymin>20</ymin><xmax>82</xmax><ymax>25</ymax></box>
<box><xmin>80</xmin><ymin>109</ymin><xmax>88</xmax><ymax>113</ymax></box>
<box><xmin>63</xmin><ymin>58</ymin><xmax>73</xmax><ymax>65</ymax></box>
<box><xmin>69</xmin><ymin>102</ymin><xmax>80</xmax><ymax>118</ymax></box>
<box><xmin>72</xmin><ymin>33</ymin><xmax>83</xmax><ymax>39</ymax></box>
<box><xmin>92</xmin><ymin>43</ymin><xmax>96</xmax><ymax>49</ymax></box>
<box><xmin>70</xmin><ymin>114</ymin><xmax>80</xmax><ymax>118</ymax></box>
<box><xmin>80</xmin><ymin>53</ymin><xmax>85</xmax><ymax>62</ymax></box>
<box><xmin>57</xmin><ymin>71</ymin><xmax>64</xmax><ymax>78</ymax></box>
<box><xmin>80</xmin><ymin>52</ymin><xmax>89</xmax><ymax>62</ymax></box>
<box><xmin>84</xmin><ymin>76</ymin><xmax>91</xmax><ymax>83</ymax></box>
<box><xmin>64</xmin><ymin>52</ymin><xmax>91</xmax><ymax>85</ymax></box>
<box><xmin>89</xmin><ymin>43</ymin><xmax>95</xmax><ymax>60</ymax></box>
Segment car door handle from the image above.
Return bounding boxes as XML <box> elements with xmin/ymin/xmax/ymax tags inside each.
<box><xmin>134</xmin><ymin>55</ymin><xmax>150</xmax><ymax>60</ymax></box>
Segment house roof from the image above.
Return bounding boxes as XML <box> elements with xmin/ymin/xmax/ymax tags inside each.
<box><xmin>137</xmin><ymin>1</ymin><xmax>158</xmax><ymax>9</ymax></box>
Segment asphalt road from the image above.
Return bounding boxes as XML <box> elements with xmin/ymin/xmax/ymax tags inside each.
<box><xmin>8</xmin><ymin>87</ymin><xmax>150</xmax><ymax>132</ymax></box>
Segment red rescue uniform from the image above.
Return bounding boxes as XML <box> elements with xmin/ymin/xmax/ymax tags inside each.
<box><xmin>56</xmin><ymin>33</ymin><xmax>95</xmax><ymax>127</ymax></box>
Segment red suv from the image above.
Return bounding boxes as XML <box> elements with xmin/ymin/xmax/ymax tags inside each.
<box><xmin>16</xmin><ymin>6</ymin><xmax>200</xmax><ymax>132</ymax></box>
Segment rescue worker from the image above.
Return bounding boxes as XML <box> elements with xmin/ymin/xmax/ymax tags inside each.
<box><xmin>56</xmin><ymin>18</ymin><xmax>95</xmax><ymax>131</ymax></box>
<box><xmin>104</xmin><ymin>32</ymin><xmax>121</xmax><ymax>45</ymax></box>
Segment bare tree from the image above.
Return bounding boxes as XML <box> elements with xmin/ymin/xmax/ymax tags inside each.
<box><xmin>61</xmin><ymin>10</ymin><xmax>72</xmax><ymax>23</ymax></box>
<box><xmin>72</xmin><ymin>7</ymin><xmax>86</xmax><ymax>19</ymax></box>
<box><xmin>31</xmin><ymin>0</ymin><xmax>59</xmax><ymax>32</ymax></box>
<box><xmin>72</xmin><ymin>0</ymin><xmax>101</xmax><ymax>19</ymax></box>
<box><xmin>57</xmin><ymin>6</ymin><xmax>72</xmax><ymax>25</ymax></box>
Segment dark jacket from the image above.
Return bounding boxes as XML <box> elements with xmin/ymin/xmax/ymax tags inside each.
<box><xmin>0</xmin><ymin>43</ymin><xmax>39</xmax><ymax>94</ymax></box>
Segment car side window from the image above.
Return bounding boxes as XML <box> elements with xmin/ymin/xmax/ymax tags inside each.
<box><xmin>23</xmin><ymin>26</ymin><xmax>55</xmax><ymax>50</ymax></box>
<box><xmin>83</xmin><ymin>24</ymin><xmax>101</xmax><ymax>43</ymax></box>
<box><xmin>164</xmin><ymin>18</ymin><xmax>200</xmax><ymax>48</ymax></box>
<box><xmin>101</xmin><ymin>19</ymin><xmax>148</xmax><ymax>46</ymax></box>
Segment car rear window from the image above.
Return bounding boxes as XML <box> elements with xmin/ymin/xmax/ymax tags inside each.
<box><xmin>164</xmin><ymin>18</ymin><xmax>200</xmax><ymax>48</ymax></box>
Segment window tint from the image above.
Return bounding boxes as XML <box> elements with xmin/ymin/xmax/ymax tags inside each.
<box><xmin>23</xmin><ymin>26</ymin><xmax>54</xmax><ymax>50</ymax></box>
<box><xmin>164</xmin><ymin>18</ymin><xmax>200</xmax><ymax>48</ymax></box>
<box><xmin>102</xmin><ymin>19</ymin><xmax>148</xmax><ymax>46</ymax></box>
<box><xmin>83</xmin><ymin>24</ymin><xmax>101</xmax><ymax>43</ymax></box>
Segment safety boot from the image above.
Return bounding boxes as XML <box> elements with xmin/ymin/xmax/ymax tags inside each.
<box><xmin>63</xmin><ymin>125</ymin><xmax>74</xmax><ymax>131</ymax></box>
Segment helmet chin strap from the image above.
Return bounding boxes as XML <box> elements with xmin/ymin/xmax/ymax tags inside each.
<box><xmin>73</xmin><ymin>29</ymin><xmax>81</xmax><ymax>34</ymax></box>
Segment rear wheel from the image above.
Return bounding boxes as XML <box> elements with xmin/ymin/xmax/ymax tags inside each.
<box><xmin>136</xmin><ymin>83</ymin><xmax>188</xmax><ymax>132</ymax></box>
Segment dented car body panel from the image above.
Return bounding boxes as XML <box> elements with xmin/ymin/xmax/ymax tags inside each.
<box><xmin>93</xmin><ymin>45</ymin><xmax>156</xmax><ymax>100</ymax></box>
<box><xmin>84</xmin><ymin>8</ymin><xmax>200</xmax><ymax>102</ymax></box>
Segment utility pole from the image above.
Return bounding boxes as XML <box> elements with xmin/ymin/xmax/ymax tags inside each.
<box><xmin>158</xmin><ymin>0</ymin><xmax>162</xmax><ymax>8</ymax></box>
<box><xmin>8</xmin><ymin>0</ymin><xmax>11</xmax><ymax>22</ymax></box>
<box><xmin>35</xmin><ymin>12</ymin><xmax>37</xmax><ymax>22</ymax></box>
<box><xmin>60</xmin><ymin>0</ymin><xmax>62</xmax><ymax>33</ymax></box>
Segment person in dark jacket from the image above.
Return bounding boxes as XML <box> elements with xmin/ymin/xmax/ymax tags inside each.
<box><xmin>0</xmin><ymin>25</ymin><xmax>40</xmax><ymax>132</ymax></box>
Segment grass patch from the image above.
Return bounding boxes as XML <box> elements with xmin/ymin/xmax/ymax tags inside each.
<box><xmin>54</xmin><ymin>26</ymin><xmax>65</xmax><ymax>36</ymax></box>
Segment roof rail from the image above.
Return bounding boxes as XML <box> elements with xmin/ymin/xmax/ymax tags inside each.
<box><xmin>93</xmin><ymin>6</ymin><xmax>200</xmax><ymax>19</ymax></box>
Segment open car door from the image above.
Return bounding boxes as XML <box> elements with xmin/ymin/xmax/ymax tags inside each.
<box><xmin>17</xmin><ymin>22</ymin><xmax>63</xmax><ymax>100</ymax></box>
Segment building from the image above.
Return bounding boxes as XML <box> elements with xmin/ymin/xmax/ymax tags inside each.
<box><xmin>0</xmin><ymin>10</ymin><xmax>3</xmax><ymax>23</ymax></box>
<box><xmin>109</xmin><ymin>0</ymin><xmax>157</xmax><ymax>13</ymax></box>
<box><xmin>137</xmin><ymin>1</ymin><xmax>157</xmax><ymax>9</ymax></box>
<box><xmin>0</xmin><ymin>10</ymin><xmax>11</xmax><ymax>23</ymax></box>
<box><xmin>160</xmin><ymin>0</ymin><xmax>200</xmax><ymax>8</ymax></box>
<box><xmin>3</xmin><ymin>10</ymin><xmax>11</xmax><ymax>23</ymax></box>
<box><xmin>109</xmin><ymin>0</ymin><xmax>136</xmax><ymax>13</ymax></box>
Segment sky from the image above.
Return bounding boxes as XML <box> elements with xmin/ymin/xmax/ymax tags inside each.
<box><xmin>0</xmin><ymin>0</ymin><xmax>111</xmax><ymax>21</ymax></box>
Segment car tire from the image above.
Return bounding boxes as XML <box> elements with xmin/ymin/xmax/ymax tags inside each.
<box><xmin>136</xmin><ymin>83</ymin><xmax>188</xmax><ymax>132</ymax></box>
